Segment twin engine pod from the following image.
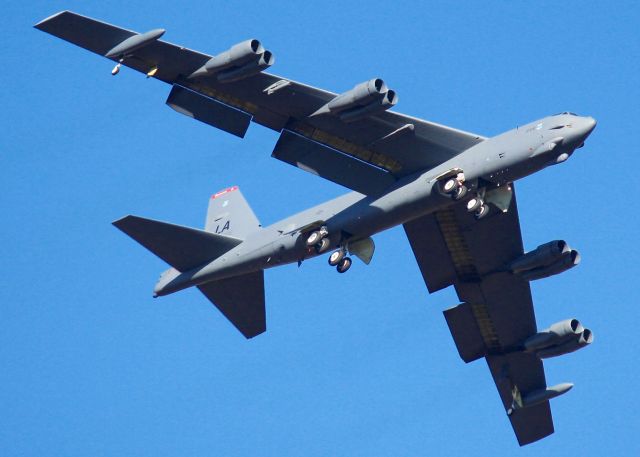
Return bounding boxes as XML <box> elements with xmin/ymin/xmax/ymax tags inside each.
<box><xmin>524</xmin><ymin>318</ymin><xmax>594</xmax><ymax>359</ymax></box>
<box><xmin>509</xmin><ymin>318</ymin><xmax>593</xmax><ymax>413</ymax></box>
<box><xmin>509</xmin><ymin>240</ymin><xmax>580</xmax><ymax>281</ymax></box>
<box><xmin>312</xmin><ymin>78</ymin><xmax>398</xmax><ymax>122</ymax></box>
<box><xmin>188</xmin><ymin>39</ymin><xmax>275</xmax><ymax>83</ymax></box>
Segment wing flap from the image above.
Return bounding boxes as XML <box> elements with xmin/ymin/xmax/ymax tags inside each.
<box><xmin>272</xmin><ymin>130</ymin><xmax>395</xmax><ymax>195</ymax></box>
<box><xmin>35</xmin><ymin>10</ymin><xmax>486</xmax><ymax>192</ymax></box>
<box><xmin>403</xmin><ymin>213</ymin><xmax>457</xmax><ymax>293</ymax></box>
<box><xmin>405</xmin><ymin>185</ymin><xmax>557</xmax><ymax>445</ymax></box>
<box><xmin>166</xmin><ymin>84</ymin><xmax>252</xmax><ymax>138</ymax></box>
<box><xmin>443</xmin><ymin>303</ymin><xmax>486</xmax><ymax>363</ymax></box>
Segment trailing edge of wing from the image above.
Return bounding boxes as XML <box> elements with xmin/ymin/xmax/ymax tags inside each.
<box><xmin>35</xmin><ymin>10</ymin><xmax>486</xmax><ymax>184</ymax></box>
<box><xmin>404</xmin><ymin>187</ymin><xmax>558</xmax><ymax>445</ymax></box>
<box><xmin>272</xmin><ymin>129</ymin><xmax>395</xmax><ymax>195</ymax></box>
<box><xmin>166</xmin><ymin>85</ymin><xmax>251</xmax><ymax>138</ymax></box>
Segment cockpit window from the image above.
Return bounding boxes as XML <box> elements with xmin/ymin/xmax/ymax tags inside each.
<box><xmin>553</xmin><ymin>112</ymin><xmax>578</xmax><ymax>116</ymax></box>
<box><xmin>549</xmin><ymin>125</ymin><xmax>565</xmax><ymax>130</ymax></box>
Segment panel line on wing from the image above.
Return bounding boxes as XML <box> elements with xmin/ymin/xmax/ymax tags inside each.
<box><xmin>290</xmin><ymin>122</ymin><xmax>403</xmax><ymax>174</ymax></box>
<box><xmin>470</xmin><ymin>302</ymin><xmax>502</xmax><ymax>352</ymax></box>
<box><xmin>434</xmin><ymin>210</ymin><xmax>478</xmax><ymax>280</ymax></box>
<box><xmin>434</xmin><ymin>209</ymin><xmax>502</xmax><ymax>352</ymax></box>
<box><xmin>186</xmin><ymin>80</ymin><xmax>260</xmax><ymax>116</ymax></box>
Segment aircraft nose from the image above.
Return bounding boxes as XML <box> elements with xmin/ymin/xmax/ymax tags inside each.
<box><xmin>573</xmin><ymin>116</ymin><xmax>596</xmax><ymax>147</ymax></box>
<box><xmin>583</xmin><ymin>117</ymin><xmax>597</xmax><ymax>136</ymax></box>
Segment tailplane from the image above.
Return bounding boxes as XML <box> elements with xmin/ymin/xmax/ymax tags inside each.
<box><xmin>113</xmin><ymin>186</ymin><xmax>267</xmax><ymax>339</ymax></box>
<box><xmin>198</xmin><ymin>271</ymin><xmax>266</xmax><ymax>338</ymax></box>
<box><xmin>113</xmin><ymin>215</ymin><xmax>242</xmax><ymax>271</ymax></box>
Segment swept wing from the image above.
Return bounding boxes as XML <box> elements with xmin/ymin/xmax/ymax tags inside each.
<box><xmin>35</xmin><ymin>11</ymin><xmax>484</xmax><ymax>195</ymax></box>
<box><xmin>404</xmin><ymin>187</ymin><xmax>556</xmax><ymax>446</ymax></box>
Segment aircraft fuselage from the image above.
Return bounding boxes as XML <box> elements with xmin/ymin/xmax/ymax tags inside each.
<box><xmin>155</xmin><ymin>113</ymin><xmax>595</xmax><ymax>296</ymax></box>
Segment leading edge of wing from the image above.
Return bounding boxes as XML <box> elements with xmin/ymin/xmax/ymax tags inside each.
<box><xmin>33</xmin><ymin>10</ymin><xmax>487</xmax><ymax>147</ymax></box>
<box><xmin>34</xmin><ymin>11</ymin><xmax>485</xmax><ymax>184</ymax></box>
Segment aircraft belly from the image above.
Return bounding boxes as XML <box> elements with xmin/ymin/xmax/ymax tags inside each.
<box><xmin>327</xmin><ymin>175</ymin><xmax>445</xmax><ymax>240</ymax></box>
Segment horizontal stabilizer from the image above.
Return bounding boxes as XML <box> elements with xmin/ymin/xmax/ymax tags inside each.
<box><xmin>198</xmin><ymin>271</ymin><xmax>266</xmax><ymax>338</ymax></box>
<box><xmin>113</xmin><ymin>215</ymin><xmax>242</xmax><ymax>272</ymax></box>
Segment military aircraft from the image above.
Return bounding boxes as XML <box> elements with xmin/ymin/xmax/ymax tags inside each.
<box><xmin>35</xmin><ymin>11</ymin><xmax>597</xmax><ymax>446</ymax></box>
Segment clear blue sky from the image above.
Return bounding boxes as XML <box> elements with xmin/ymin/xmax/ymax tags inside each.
<box><xmin>3</xmin><ymin>1</ymin><xmax>639</xmax><ymax>455</ymax></box>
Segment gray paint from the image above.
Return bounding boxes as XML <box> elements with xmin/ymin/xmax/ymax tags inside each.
<box><xmin>166</xmin><ymin>85</ymin><xmax>252</xmax><ymax>138</ymax></box>
<box><xmin>36</xmin><ymin>11</ymin><xmax>598</xmax><ymax>447</ymax></box>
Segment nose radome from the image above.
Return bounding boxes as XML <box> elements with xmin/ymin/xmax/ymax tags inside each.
<box><xmin>584</xmin><ymin>117</ymin><xmax>597</xmax><ymax>135</ymax></box>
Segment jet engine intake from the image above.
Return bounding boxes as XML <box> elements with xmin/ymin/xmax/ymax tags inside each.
<box><xmin>509</xmin><ymin>240</ymin><xmax>580</xmax><ymax>281</ymax></box>
<box><xmin>537</xmin><ymin>328</ymin><xmax>594</xmax><ymax>359</ymax></box>
<box><xmin>312</xmin><ymin>78</ymin><xmax>398</xmax><ymax>121</ymax></box>
<box><xmin>217</xmin><ymin>51</ymin><xmax>275</xmax><ymax>83</ymax></box>
<box><xmin>523</xmin><ymin>318</ymin><xmax>593</xmax><ymax>358</ymax></box>
<box><xmin>188</xmin><ymin>39</ymin><xmax>274</xmax><ymax>81</ymax></box>
<box><xmin>339</xmin><ymin>90</ymin><xmax>398</xmax><ymax>123</ymax></box>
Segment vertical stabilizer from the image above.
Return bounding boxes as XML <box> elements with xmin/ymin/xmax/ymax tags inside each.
<box><xmin>205</xmin><ymin>186</ymin><xmax>260</xmax><ymax>239</ymax></box>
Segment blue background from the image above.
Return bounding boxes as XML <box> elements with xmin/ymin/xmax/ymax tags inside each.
<box><xmin>3</xmin><ymin>1</ymin><xmax>638</xmax><ymax>455</ymax></box>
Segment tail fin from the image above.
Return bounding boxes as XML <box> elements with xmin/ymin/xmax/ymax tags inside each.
<box><xmin>114</xmin><ymin>189</ymin><xmax>266</xmax><ymax>339</ymax></box>
<box><xmin>198</xmin><ymin>270</ymin><xmax>266</xmax><ymax>338</ymax></box>
<box><xmin>113</xmin><ymin>215</ymin><xmax>242</xmax><ymax>271</ymax></box>
<box><xmin>205</xmin><ymin>186</ymin><xmax>260</xmax><ymax>239</ymax></box>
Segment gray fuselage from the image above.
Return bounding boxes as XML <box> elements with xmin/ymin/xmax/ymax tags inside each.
<box><xmin>156</xmin><ymin>113</ymin><xmax>595</xmax><ymax>296</ymax></box>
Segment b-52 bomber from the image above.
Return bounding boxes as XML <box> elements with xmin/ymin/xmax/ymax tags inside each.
<box><xmin>36</xmin><ymin>11</ymin><xmax>597</xmax><ymax>446</ymax></box>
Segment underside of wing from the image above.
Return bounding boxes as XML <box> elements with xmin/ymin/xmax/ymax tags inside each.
<box><xmin>35</xmin><ymin>11</ymin><xmax>485</xmax><ymax>195</ymax></box>
<box><xmin>403</xmin><ymin>185</ymin><xmax>584</xmax><ymax>446</ymax></box>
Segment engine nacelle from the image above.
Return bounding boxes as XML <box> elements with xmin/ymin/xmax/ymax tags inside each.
<box><xmin>524</xmin><ymin>318</ymin><xmax>582</xmax><ymax>351</ymax></box>
<box><xmin>339</xmin><ymin>90</ymin><xmax>398</xmax><ymax>122</ymax></box>
<box><xmin>519</xmin><ymin>250</ymin><xmax>580</xmax><ymax>281</ymax></box>
<box><xmin>188</xmin><ymin>39</ymin><xmax>274</xmax><ymax>80</ymax></box>
<box><xmin>509</xmin><ymin>240</ymin><xmax>580</xmax><ymax>281</ymax></box>
<box><xmin>537</xmin><ymin>328</ymin><xmax>594</xmax><ymax>359</ymax></box>
<box><xmin>217</xmin><ymin>50</ymin><xmax>275</xmax><ymax>83</ymax></box>
<box><xmin>328</xmin><ymin>78</ymin><xmax>388</xmax><ymax>113</ymax></box>
<box><xmin>312</xmin><ymin>78</ymin><xmax>398</xmax><ymax>121</ymax></box>
<box><xmin>510</xmin><ymin>240</ymin><xmax>568</xmax><ymax>272</ymax></box>
<box><xmin>524</xmin><ymin>318</ymin><xmax>593</xmax><ymax>358</ymax></box>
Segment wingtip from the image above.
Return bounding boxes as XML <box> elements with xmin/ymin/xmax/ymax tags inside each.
<box><xmin>34</xmin><ymin>10</ymin><xmax>69</xmax><ymax>29</ymax></box>
<box><xmin>242</xmin><ymin>325</ymin><xmax>267</xmax><ymax>339</ymax></box>
<box><xmin>112</xmin><ymin>215</ymin><xmax>133</xmax><ymax>227</ymax></box>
